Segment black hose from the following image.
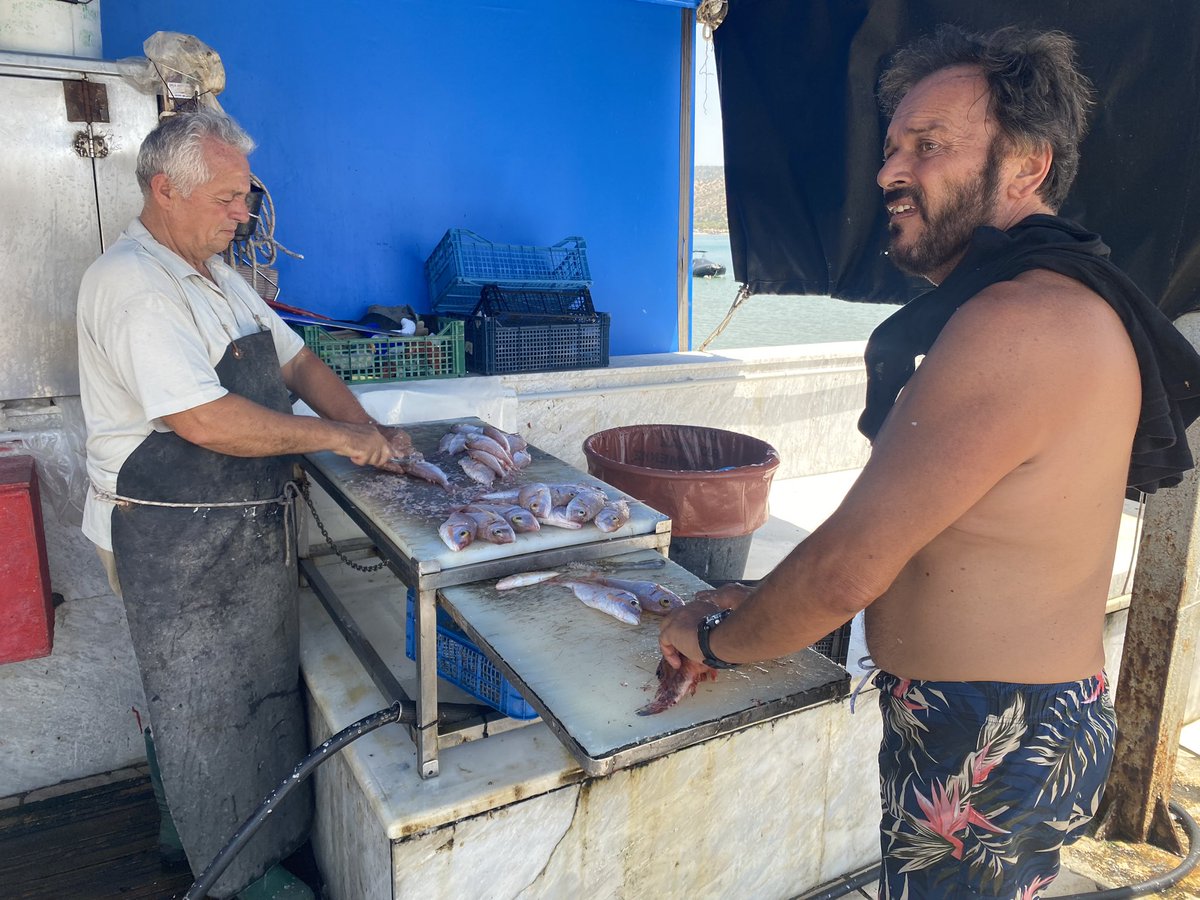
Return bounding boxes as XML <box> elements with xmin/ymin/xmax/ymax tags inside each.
<box><xmin>184</xmin><ymin>701</ymin><xmax>416</xmax><ymax>900</ymax></box>
<box><xmin>803</xmin><ymin>863</ymin><xmax>881</xmax><ymax>900</ymax></box>
<box><xmin>1056</xmin><ymin>801</ymin><xmax>1200</xmax><ymax>899</ymax></box>
<box><xmin>808</xmin><ymin>801</ymin><xmax>1200</xmax><ymax>900</ymax></box>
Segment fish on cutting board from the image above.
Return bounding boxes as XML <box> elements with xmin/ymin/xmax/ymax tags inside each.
<box><xmin>638</xmin><ymin>656</ymin><xmax>716</xmax><ymax>716</ymax></box>
<box><xmin>559</xmin><ymin>580</ymin><xmax>642</xmax><ymax>625</ymax></box>
<box><xmin>639</xmin><ymin>582</ymin><xmax>754</xmax><ymax>714</ymax></box>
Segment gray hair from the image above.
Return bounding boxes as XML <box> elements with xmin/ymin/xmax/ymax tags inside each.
<box><xmin>878</xmin><ymin>25</ymin><xmax>1094</xmax><ymax>211</ymax></box>
<box><xmin>135</xmin><ymin>109</ymin><xmax>256</xmax><ymax>198</ymax></box>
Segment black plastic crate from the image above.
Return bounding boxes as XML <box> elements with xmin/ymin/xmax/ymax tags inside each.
<box><xmin>811</xmin><ymin>622</ymin><xmax>852</xmax><ymax>668</ymax></box>
<box><xmin>462</xmin><ymin>285</ymin><xmax>609</xmax><ymax>375</ymax></box>
<box><xmin>474</xmin><ymin>284</ymin><xmax>596</xmax><ymax>318</ymax></box>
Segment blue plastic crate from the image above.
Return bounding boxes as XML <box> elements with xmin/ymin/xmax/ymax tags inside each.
<box><xmin>404</xmin><ymin>591</ymin><xmax>538</xmax><ymax>720</ymax></box>
<box><xmin>424</xmin><ymin>228</ymin><xmax>591</xmax><ymax>313</ymax></box>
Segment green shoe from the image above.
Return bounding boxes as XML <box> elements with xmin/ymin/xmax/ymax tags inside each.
<box><xmin>238</xmin><ymin>864</ymin><xmax>316</xmax><ymax>900</ymax></box>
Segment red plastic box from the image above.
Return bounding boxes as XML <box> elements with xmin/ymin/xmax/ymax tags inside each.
<box><xmin>0</xmin><ymin>455</ymin><xmax>54</xmax><ymax>663</ymax></box>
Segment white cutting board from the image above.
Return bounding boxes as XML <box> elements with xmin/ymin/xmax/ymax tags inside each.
<box><xmin>303</xmin><ymin>417</ymin><xmax>670</xmax><ymax>573</ymax></box>
<box><xmin>438</xmin><ymin>549</ymin><xmax>848</xmax><ymax>775</ymax></box>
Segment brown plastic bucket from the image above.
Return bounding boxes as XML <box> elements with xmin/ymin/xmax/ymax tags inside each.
<box><xmin>582</xmin><ymin>424</ymin><xmax>780</xmax><ymax>538</ymax></box>
<box><xmin>583</xmin><ymin>424</ymin><xmax>780</xmax><ymax>581</ymax></box>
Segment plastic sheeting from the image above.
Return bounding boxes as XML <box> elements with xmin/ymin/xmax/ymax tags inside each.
<box><xmin>714</xmin><ymin>0</ymin><xmax>1200</xmax><ymax>315</ymax></box>
<box><xmin>292</xmin><ymin>379</ymin><xmax>518</xmax><ymax>433</ymax></box>
<box><xmin>0</xmin><ymin>398</ymin><xmax>89</xmax><ymax>528</ymax></box>
<box><xmin>583</xmin><ymin>424</ymin><xmax>779</xmax><ymax>538</ymax></box>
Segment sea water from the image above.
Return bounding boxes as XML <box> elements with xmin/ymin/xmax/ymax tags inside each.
<box><xmin>689</xmin><ymin>233</ymin><xmax>899</xmax><ymax>350</ymax></box>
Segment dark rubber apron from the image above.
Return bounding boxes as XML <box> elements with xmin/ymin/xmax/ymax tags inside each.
<box><xmin>112</xmin><ymin>330</ymin><xmax>311</xmax><ymax>898</ymax></box>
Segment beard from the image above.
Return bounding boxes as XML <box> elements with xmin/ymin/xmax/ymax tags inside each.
<box><xmin>886</xmin><ymin>141</ymin><xmax>1004</xmax><ymax>281</ymax></box>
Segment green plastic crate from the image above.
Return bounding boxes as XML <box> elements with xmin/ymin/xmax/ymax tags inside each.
<box><xmin>300</xmin><ymin>319</ymin><xmax>465</xmax><ymax>384</ymax></box>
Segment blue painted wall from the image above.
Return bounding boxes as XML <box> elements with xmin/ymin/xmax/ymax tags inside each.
<box><xmin>102</xmin><ymin>0</ymin><xmax>690</xmax><ymax>354</ymax></box>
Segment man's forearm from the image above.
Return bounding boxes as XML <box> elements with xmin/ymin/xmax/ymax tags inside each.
<box><xmin>283</xmin><ymin>347</ymin><xmax>374</xmax><ymax>424</ymax></box>
<box><xmin>709</xmin><ymin>534</ymin><xmax>875</xmax><ymax>664</ymax></box>
<box><xmin>162</xmin><ymin>392</ymin><xmax>365</xmax><ymax>458</ymax></box>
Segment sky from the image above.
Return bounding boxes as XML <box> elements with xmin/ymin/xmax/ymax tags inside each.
<box><xmin>693</xmin><ymin>25</ymin><xmax>724</xmax><ymax>166</ymax></box>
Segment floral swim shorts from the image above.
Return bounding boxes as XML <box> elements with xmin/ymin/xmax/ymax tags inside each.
<box><xmin>874</xmin><ymin>670</ymin><xmax>1117</xmax><ymax>899</ymax></box>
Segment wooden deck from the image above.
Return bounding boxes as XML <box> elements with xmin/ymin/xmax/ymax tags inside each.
<box><xmin>0</xmin><ymin>772</ymin><xmax>193</xmax><ymax>899</ymax></box>
<box><xmin>0</xmin><ymin>771</ymin><xmax>322</xmax><ymax>899</ymax></box>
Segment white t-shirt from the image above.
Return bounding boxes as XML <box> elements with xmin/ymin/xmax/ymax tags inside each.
<box><xmin>77</xmin><ymin>218</ymin><xmax>305</xmax><ymax>550</ymax></box>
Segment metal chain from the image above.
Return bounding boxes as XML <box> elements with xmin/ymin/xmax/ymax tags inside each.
<box><xmin>298</xmin><ymin>477</ymin><xmax>388</xmax><ymax>573</ymax></box>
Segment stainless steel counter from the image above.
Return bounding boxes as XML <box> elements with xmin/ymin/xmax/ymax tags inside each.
<box><xmin>300</xmin><ymin>416</ymin><xmax>672</xmax><ymax>777</ymax></box>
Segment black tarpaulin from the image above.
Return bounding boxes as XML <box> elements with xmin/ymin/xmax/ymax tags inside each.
<box><xmin>714</xmin><ymin>0</ymin><xmax>1200</xmax><ymax>315</ymax></box>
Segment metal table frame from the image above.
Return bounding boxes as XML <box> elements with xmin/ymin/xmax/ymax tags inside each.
<box><xmin>298</xmin><ymin>455</ymin><xmax>671</xmax><ymax>778</ymax></box>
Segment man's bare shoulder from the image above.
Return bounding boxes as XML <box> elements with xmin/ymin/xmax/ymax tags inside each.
<box><xmin>927</xmin><ymin>268</ymin><xmax>1135</xmax><ymax>386</ymax></box>
<box><xmin>956</xmin><ymin>269</ymin><xmax>1127</xmax><ymax>345</ymax></box>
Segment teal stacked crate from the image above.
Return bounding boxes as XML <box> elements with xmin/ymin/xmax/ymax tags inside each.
<box><xmin>404</xmin><ymin>591</ymin><xmax>538</xmax><ymax>720</ymax></box>
<box><xmin>425</xmin><ymin>229</ymin><xmax>591</xmax><ymax>314</ymax></box>
<box><xmin>462</xmin><ymin>285</ymin><xmax>610</xmax><ymax>375</ymax></box>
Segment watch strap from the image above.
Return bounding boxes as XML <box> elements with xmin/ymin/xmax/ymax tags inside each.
<box><xmin>697</xmin><ymin>608</ymin><xmax>738</xmax><ymax>669</ymax></box>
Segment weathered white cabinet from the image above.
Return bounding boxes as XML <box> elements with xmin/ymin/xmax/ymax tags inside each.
<box><xmin>0</xmin><ymin>52</ymin><xmax>157</xmax><ymax>400</ymax></box>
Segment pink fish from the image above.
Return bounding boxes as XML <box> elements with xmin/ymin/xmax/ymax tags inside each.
<box><xmin>593</xmin><ymin>500</ymin><xmax>631</xmax><ymax>533</ymax></box>
<box><xmin>400</xmin><ymin>458</ymin><xmax>451</xmax><ymax>490</ymax></box>
<box><xmin>495</xmin><ymin>570</ymin><xmax>561</xmax><ymax>590</ymax></box>
<box><xmin>566</xmin><ymin>488</ymin><xmax>606</xmax><ymax>523</ymax></box>
<box><xmin>560</xmin><ymin>580</ymin><xmax>642</xmax><ymax>625</ymax></box>
<box><xmin>637</xmin><ymin>655</ymin><xmax>717</xmax><ymax>716</ymax></box>
<box><xmin>466</xmin><ymin>434</ymin><xmax>513</xmax><ymax>467</ymax></box>
<box><xmin>438</xmin><ymin>431</ymin><xmax>469</xmax><ymax>455</ymax></box>
<box><xmin>459</xmin><ymin>457</ymin><xmax>496</xmax><ymax>487</ymax></box>
<box><xmin>463</xmin><ymin>510</ymin><xmax>516</xmax><ymax>544</ymax></box>
<box><xmin>438</xmin><ymin>512</ymin><xmax>476</xmax><ymax>551</ymax></box>
<box><xmin>537</xmin><ymin>506</ymin><xmax>583</xmax><ymax>529</ymax></box>
<box><xmin>467</xmin><ymin>448</ymin><xmax>508</xmax><ymax>477</ymax></box>
<box><xmin>588</xmin><ymin>576</ymin><xmax>684</xmax><ymax>615</ymax></box>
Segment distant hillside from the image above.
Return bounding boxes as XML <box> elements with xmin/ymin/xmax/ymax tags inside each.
<box><xmin>694</xmin><ymin>165</ymin><xmax>727</xmax><ymax>233</ymax></box>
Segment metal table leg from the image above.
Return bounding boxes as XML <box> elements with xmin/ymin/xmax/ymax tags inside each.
<box><xmin>415</xmin><ymin>585</ymin><xmax>440</xmax><ymax>778</ymax></box>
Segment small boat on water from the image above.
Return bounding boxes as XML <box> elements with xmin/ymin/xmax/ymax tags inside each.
<box><xmin>692</xmin><ymin>253</ymin><xmax>726</xmax><ymax>278</ymax></box>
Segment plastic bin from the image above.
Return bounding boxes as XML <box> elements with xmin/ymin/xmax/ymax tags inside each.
<box><xmin>404</xmin><ymin>592</ymin><xmax>538</xmax><ymax>720</ymax></box>
<box><xmin>425</xmin><ymin>229</ymin><xmax>591</xmax><ymax>313</ymax></box>
<box><xmin>299</xmin><ymin>318</ymin><xmax>465</xmax><ymax>384</ymax></box>
<box><xmin>583</xmin><ymin>425</ymin><xmax>780</xmax><ymax>581</ymax></box>
<box><xmin>462</xmin><ymin>285</ymin><xmax>610</xmax><ymax>375</ymax></box>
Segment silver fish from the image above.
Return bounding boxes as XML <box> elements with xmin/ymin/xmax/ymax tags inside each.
<box><xmin>593</xmin><ymin>500</ymin><xmax>631</xmax><ymax>533</ymax></box>
<box><xmin>467</xmin><ymin>448</ymin><xmax>508</xmax><ymax>477</ymax></box>
<box><xmin>481</xmin><ymin>482</ymin><xmax>552</xmax><ymax>517</ymax></box>
<box><xmin>495</xmin><ymin>570</ymin><xmax>561</xmax><ymax>590</ymax></box>
<box><xmin>505</xmin><ymin>433</ymin><xmax>528</xmax><ymax>452</ymax></box>
<box><xmin>463</xmin><ymin>510</ymin><xmax>516</xmax><ymax>544</ymax></box>
<box><xmin>561</xmin><ymin>580</ymin><xmax>642</xmax><ymax>625</ymax></box>
<box><xmin>463</xmin><ymin>503</ymin><xmax>540</xmax><ymax>533</ymax></box>
<box><xmin>517</xmin><ymin>483</ymin><xmax>552</xmax><ymax>517</ymax></box>
<box><xmin>511</xmin><ymin>449</ymin><xmax>532</xmax><ymax>469</ymax></box>
<box><xmin>588</xmin><ymin>576</ymin><xmax>684</xmax><ymax>615</ymax></box>
<box><xmin>548</xmin><ymin>483</ymin><xmax>588</xmax><ymax>506</ymax></box>
<box><xmin>401</xmin><ymin>458</ymin><xmax>451</xmax><ymax>490</ymax></box>
<box><xmin>451</xmin><ymin>423</ymin><xmax>485</xmax><ymax>434</ymax></box>
<box><xmin>482</xmin><ymin>424</ymin><xmax>512</xmax><ymax>454</ymax></box>
<box><xmin>438</xmin><ymin>512</ymin><xmax>476</xmax><ymax>551</ymax></box>
<box><xmin>438</xmin><ymin>431</ymin><xmax>469</xmax><ymax>455</ymax></box>
<box><xmin>565</xmin><ymin>488</ymin><xmax>606</xmax><ymax>523</ymax></box>
<box><xmin>537</xmin><ymin>506</ymin><xmax>583</xmax><ymax>529</ymax></box>
<box><xmin>466</xmin><ymin>434</ymin><xmax>513</xmax><ymax>466</ymax></box>
<box><xmin>459</xmin><ymin>457</ymin><xmax>496</xmax><ymax>487</ymax></box>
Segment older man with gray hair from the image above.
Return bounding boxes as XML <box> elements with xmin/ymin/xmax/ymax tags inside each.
<box><xmin>77</xmin><ymin>110</ymin><xmax>408</xmax><ymax>899</ymax></box>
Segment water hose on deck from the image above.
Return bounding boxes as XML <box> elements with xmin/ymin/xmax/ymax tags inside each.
<box><xmin>183</xmin><ymin>698</ymin><xmax>485</xmax><ymax>900</ymax></box>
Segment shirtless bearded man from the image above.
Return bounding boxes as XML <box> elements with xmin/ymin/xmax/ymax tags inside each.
<box><xmin>660</xmin><ymin>24</ymin><xmax>1200</xmax><ymax>898</ymax></box>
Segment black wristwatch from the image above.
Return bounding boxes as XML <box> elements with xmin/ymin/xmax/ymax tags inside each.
<box><xmin>697</xmin><ymin>608</ymin><xmax>738</xmax><ymax>669</ymax></box>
